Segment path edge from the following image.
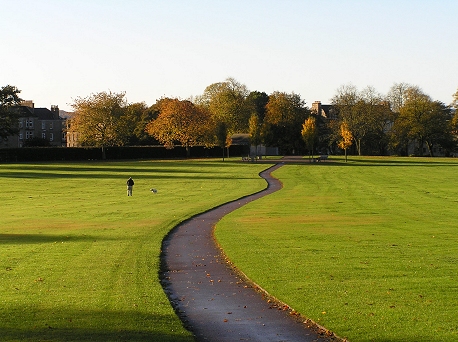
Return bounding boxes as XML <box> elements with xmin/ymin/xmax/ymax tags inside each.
<box><xmin>158</xmin><ymin>164</ymin><xmax>278</xmax><ymax>331</ymax></box>
<box><xmin>212</xmin><ymin>238</ymin><xmax>346</xmax><ymax>342</ymax></box>
<box><xmin>159</xmin><ymin>162</ymin><xmax>347</xmax><ymax>342</ymax></box>
<box><xmin>211</xmin><ymin>165</ymin><xmax>346</xmax><ymax>342</ymax></box>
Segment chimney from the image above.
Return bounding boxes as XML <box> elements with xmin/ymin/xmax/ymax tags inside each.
<box><xmin>311</xmin><ymin>101</ymin><xmax>322</xmax><ymax>115</ymax></box>
<box><xmin>21</xmin><ymin>100</ymin><xmax>34</xmax><ymax>108</ymax></box>
<box><xmin>51</xmin><ymin>105</ymin><xmax>59</xmax><ymax>119</ymax></box>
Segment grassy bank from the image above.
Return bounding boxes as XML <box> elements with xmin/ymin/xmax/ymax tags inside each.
<box><xmin>0</xmin><ymin>159</ymin><xmax>269</xmax><ymax>342</ymax></box>
<box><xmin>215</xmin><ymin>156</ymin><xmax>458</xmax><ymax>341</ymax></box>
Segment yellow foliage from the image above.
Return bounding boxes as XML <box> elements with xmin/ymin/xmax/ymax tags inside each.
<box><xmin>338</xmin><ymin>121</ymin><xmax>353</xmax><ymax>150</ymax></box>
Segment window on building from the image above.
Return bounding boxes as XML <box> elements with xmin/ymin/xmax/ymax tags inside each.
<box><xmin>19</xmin><ymin>120</ymin><xmax>23</xmax><ymax>128</ymax></box>
<box><xmin>19</xmin><ymin>133</ymin><xmax>23</xmax><ymax>140</ymax></box>
<box><xmin>42</xmin><ymin>133</ymin><xmax>46</xmax><ymax>139</ymax></box>
<box><xmin>42</xmin><ymin>122</ymin><xmax>46</xmax><ymax>130</ymax></box>
<box><xmin>50</xmin><ymin>133</ymin><xmax>54</xmax><ymax>141</ymax></box>
<box><xmin>26</xmin><ymin>131</ymin><xmax>33</xmax><ymax>139</ymax></box>
<box><xmin>50</xmin><ymin>122</ymin><xmax>53</xmax><ymax>130</ymax></box>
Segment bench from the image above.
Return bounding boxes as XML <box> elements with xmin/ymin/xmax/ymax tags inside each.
<box><xmin>242</xmin><ymin>155</ymin><xmax>261</xmax><ymax>162</ymax></box>
<box><xmin>315</xmin><ymin>155</ymin><xmax>329</xmax><ymax>162</ymax></box>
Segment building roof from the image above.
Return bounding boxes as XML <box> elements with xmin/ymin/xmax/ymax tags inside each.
<box><xmin>14</xmin><ymin>105</ymin><xmax>35</xmax><ymax>117</ymax></box>
<box><xmin>34</xmin><ymin>108</ymin><xmax>57</xmax><ymax>120</ymax></box>
<box><xmin>13</xmin><ymin>105</ymin><xmax>62</xmax><ymax>120</ymax></box>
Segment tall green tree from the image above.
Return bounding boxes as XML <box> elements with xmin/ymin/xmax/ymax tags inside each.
<box><xmin>197</xmin><ymin>77</ymin><xmax>251</xmax><ymax>134</ymax></box>
<box><xmin>124</xmin><ymin>102</ymin><xmax>158</xmax><ymax>145</ymax></box>
<box><xmin>391</xmin><ymin>87</ymin><xmax>453</xmax><ymax>156</ymax></box>
<box><xmin>215</xmin><ymin>121</ymin><xmax>229</xmax><ymax>161</ymax></box>
<box><xmin>247</xmin><ymin>91</ymin><xmax>269</xmax><ymax>158</ymax></box>
<box><xmin>0</xmin><ymin>85</ymin><xmax>23</xmax><ymax>140</ymax></box>
<box><xmin>248</xmin><ymin>114</ymin><xmax>261</xmax><ymax>158</ymax></box>
<box><xmin>264</xmin><ymin>91</ymin><xmax>308</xmax><ymax>154</ymax></box>
<box><xmin>246</xmin><ymin>91</ymin><xmax>269</xmax><ymax>123</ymax></box>
<box><xmin>425</xmin><ymin>101</ymin><xmax>454</xmax><ymax>155</ymax></box>
<box><xmin>70</xmin><ymin>91</ymin><xmax>128</xmax><ymax>158</ymax></box>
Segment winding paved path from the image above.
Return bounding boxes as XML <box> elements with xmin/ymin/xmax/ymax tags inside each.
<box><xmin>160</xmin><ymin>160</ymin><xmax>338</xmax><ymax>342</ymax></box>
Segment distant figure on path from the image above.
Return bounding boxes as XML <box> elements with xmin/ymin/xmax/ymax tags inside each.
<box><xmin>126</xmin><ymin>177</ymin><xmax>134</xmax><ymax>196</ymax></box>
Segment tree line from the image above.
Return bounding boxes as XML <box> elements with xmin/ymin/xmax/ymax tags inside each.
<box><xmin>2</xmin><ymin>80</ymin><xmax>458</xmax><ymax>157</ymax></box>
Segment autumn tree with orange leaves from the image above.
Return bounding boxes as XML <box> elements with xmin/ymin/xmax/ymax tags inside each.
<box><xmin>338</xmin><ymin>121</ymin><xmax>353</xmax><ymax>162</ymax></box>
<box><xmin>145</xmin><ymin>98</ymin><xmax>213</xmax><ymax>157</ymax></box>
<box><xmin>301</xmin><ymin>116</ymin><xmax>317</xmax><ymax>161</ymax></box>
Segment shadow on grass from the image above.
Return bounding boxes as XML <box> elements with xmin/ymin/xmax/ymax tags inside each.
<box><xmin>0</xmin><ymin>160</ymin><xmax>247</xmax><ymax>174</ymax></box>
<box><xmin>0</xmin><ymin>172</ymin><xmax>257</xmax><ymax>180</ymax></box>
<box><xmin>0</xmin><ymin>162</ymin><xmax>259</xmax><ymax>179</ymax></box>
<box><xmin>320</xmin><ymin>157</ymin><xmax>458</xmax><ymax>167</ymax></box>
<box><xmin>0</xmin><ymin>234</ymin><xmax>122</xmax><ymax>245</ymax></box>
<box><xmin>0</xmin><ymin>309</ymin><xmax>192</xmax><ymax>342</ymax></box>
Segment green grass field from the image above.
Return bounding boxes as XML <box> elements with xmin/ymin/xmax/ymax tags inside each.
<box><xmin>215</xmin><ymin>156</ymin><xmax>458</xmax><ymax>342</ymax></box>
<box><xmin>0</xmin><ymin>159</ymin><xmax>268</xmax><ymax>342</ymax></box>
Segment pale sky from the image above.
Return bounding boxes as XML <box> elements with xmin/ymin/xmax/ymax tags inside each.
<box><xmin>2</xmin><ymin>0</ymin><xmax>457</xmax><ymax>111</ymax></box>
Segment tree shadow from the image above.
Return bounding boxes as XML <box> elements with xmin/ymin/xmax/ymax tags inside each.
<box><xmin>0</xmin><ymin>161</ymin><xmax>259</xmax><ymax>179</ymax></box>
<box><xmin>0</xmin><ymin>234</ymin><xmax>123</xmax><ymax>245</ymax></box>
<box><xmin>322</xmin><ymin>157</ymin><xmax>458</xmax><ymax>167</ymax></box>
<box><xmin>0</xmin><ymin>308</ymin><xmax>192</xmax><ymax>342</ymax></box>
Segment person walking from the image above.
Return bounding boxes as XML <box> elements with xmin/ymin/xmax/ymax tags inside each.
<box><xmin>126</xmin><ymin>177</ymin><xmax>134</xmax><ymax>196</ymax></box>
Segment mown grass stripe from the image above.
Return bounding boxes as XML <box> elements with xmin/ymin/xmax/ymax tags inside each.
<box><xmin>215</xmin><ymin>156</ymin><xmax>458</xmax><ymax>342</ymax></box>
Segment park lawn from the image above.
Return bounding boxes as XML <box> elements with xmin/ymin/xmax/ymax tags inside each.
<box><xmin>215</xmin><ymin>156</ymin><xmax>458</xmax><ymax>342</ymax></box>
<box><xmin>0</xmin><ymin>159</ymin><xmax>269</xmax><ymax>342</ymax></box>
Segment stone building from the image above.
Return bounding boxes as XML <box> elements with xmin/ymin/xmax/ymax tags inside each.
<box><xmin>1</xmin><ymin>101</ymin><xmax>65</xmax><ymax>148</ymax></box>
<box><xmin>311</xmin><ymin>101</ymin><xmax>335</xmax><ymax>119</ymax></box>
<box><xmin>65</xmin><ymin>116</ymin><xmax>80</xmax><ymax>147</ymax></box>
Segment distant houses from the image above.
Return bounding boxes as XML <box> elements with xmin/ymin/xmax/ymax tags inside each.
<box><xmin>1</xmin><ymin>100</ymin><xmax>455</xmax><ymax>158</ymax></box>
<box><xmin>311</xmin><ymin>101</ymin><xmax>335</xmax><ymax>119</ymax></box>
<box><xmin>1</xmin><ymin>101</ymin><xmax>67</xmax><ymax>148</ymax></box>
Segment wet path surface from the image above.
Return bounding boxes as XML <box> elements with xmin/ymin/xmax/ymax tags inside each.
<box><xmin>160</xmin><ymin>162</ymin><xmax>338</xmax><ymax>342</ymax></box>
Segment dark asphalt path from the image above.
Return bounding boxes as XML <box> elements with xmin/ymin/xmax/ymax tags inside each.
<box><xmin>160</xmin><ymin>162</ymin><xmax>339</xmax><ymax>342</ymax></box>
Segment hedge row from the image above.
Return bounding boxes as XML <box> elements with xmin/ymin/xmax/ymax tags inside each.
<box><xmin>0</xmin><ymin>145</ymin><xmax>249</xmax><ymax>163</ymax></box>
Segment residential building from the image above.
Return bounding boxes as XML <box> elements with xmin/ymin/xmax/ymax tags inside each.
<box><xmin>0</xmin><ymin>101</ymin><xmax>65</xmax><ymax>148</ymax></box>
<box><xmin>65</xmin><ymin>116</ymin><xmax>80</xmax><ymax>147</ymax></box>
<box><xmin>311</xmin><ymin>101</ymin><xmax>335</xmax><ymax>119</ymax></box>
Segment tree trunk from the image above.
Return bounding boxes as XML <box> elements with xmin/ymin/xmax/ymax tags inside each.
<box><xmin>356</xmin><ymin>139</ymin><xmax>362</xmax><ymax>156</ymax></box>
<box><xmin>426</xmin><ymin>141</ymin><xmax>434</xmax><ymax>157</ymax></box>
